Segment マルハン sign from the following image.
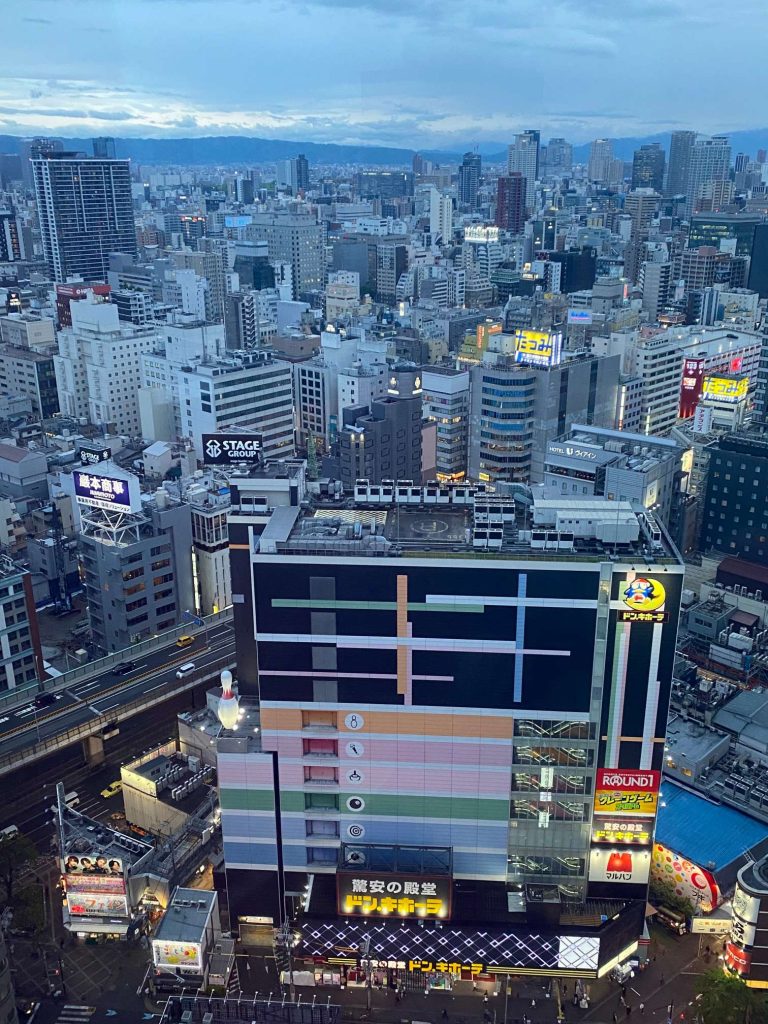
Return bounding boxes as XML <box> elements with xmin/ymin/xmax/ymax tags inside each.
<box><xmin>202</xmin><ymin>433</ymin><xmax>262</xmax><ymax>465</ymax></box>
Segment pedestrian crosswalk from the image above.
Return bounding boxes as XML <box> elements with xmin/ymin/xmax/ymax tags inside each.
<box><xmin>56</xmin><ymin>1006</ymin><xmax>95</xmax><ymax>1024</ymax></box>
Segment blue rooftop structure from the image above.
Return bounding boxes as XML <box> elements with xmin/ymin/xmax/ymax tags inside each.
<box><xmin>656</xmin><ymin>781</ymin><xmax>768</xmax><ymax>869</ymax></box>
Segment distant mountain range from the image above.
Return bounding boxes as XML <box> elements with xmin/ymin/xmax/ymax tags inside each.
<box><xmin>2</xmin><ymin>130</ymin><xmax>768</xmax><ymax>167</ymax></box>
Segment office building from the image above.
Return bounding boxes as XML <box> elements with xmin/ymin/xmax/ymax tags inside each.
<box><xmin>685</xmin><ymin>136</ymin><xmax>731</xmax><ymax>216</ymax></box>
<box><xmin>665</xmin><ymin>130</ymin><xmax>696</xmax><ymax>199</ymax></box>
<box><xmin>429</xmin><ymin>190</ymin><xmax>453</xmax><ymax>242</ymax></box>
<box><xmin>246</xmin><ymin>214</ymin><xmax>324</xmax><ymax>299</ymax></box>
<box><xmin>532</xmin><ymin>248</ymin><xmax>597</xmax><ymax>294</ymax></box>
<box><xmin>0</xmin><ymin>154</ymin><xmax>22</xmax><ymax>189</ymax></box>
<box><xmin>639</xmin><ymin>260</ymin><xmax>674</xmax><ymax>323</ymax></box>
<box><xmin>748</xmin><ymin>224</ymin><xmax>768</xmax><ymax>299</ymax></box>
<box><xmin>220</xmin><ymin>484</ymin><xmax>683</xmax><ymax>980</ymax></box>
<box><xmin>92</xmin><ymin>137</ymin><xmax>116</xmax><ymax>159</ymax></box>
<box><xmin>467</xmin><ymin>351</ymin><xmax>620</xmax><ymax>483</ymax></box>
<box><xmin>354</xmin><ymin>171</ymin><xmax>414</xmax><ymax>200</ymax></box>
<box><xmin>176</xmin><ymin>351</ymin><xmax>294</xmax><ymax>463</ymax></box>
<box><xmin>700</xmin><ymin>434</ymin><xmax>768</xmax><ymax>564</ymax></box>
<box><xmin>624</xmin><ymin>189</ymin><xmax>661</xmax><ymax>242</ymax></box>
<box><xmin>277</xmin><ymin>154</ymin><xmax>309</xmax><ymax>194</ymax></box>
<box><xmin>0</xmin><ymin>336</ymin><xmax>59</xmax><ymax>420</ymax></box>
<box><xmin>326</xmin><ymin>271</ymin><xmax>361</xmax><ymax>322</ymax></box>
<box><xmin>0</xmin><ymin>554</ymin><xmax>44</xmax><ymax>693</ymax></box>
<box><xmin>631</xmin><ymin>144</ymin><xmax>665</xmax><ymax>192</ymax></box>
<box><xmin>0</xmin><ymin>209</ymin><xmax>25</xmax><ymax>262</ymax></box>
<box><xmin>689</xmin><ymin>213</ymin><xmax>762</xmax><ymax>256</ymax></box>
<box><xmin>338</xmin><ymin>368</ymin><xmax>422</xmax><ymax>488</ymax></box>
<box><xmin>495</xmin><ymin>174</ymin><xmax>525</xmax><ymax>233</ymax></box>
<box><xmin>458</xmin><ymin>152</ymin><xmax>481</xmax><ymax>209</ymax></box>
<box><xmin>54</xmin><ymin>294</ymin><xmax>159</xmax><ymax>436</ymax></box>
<box><xmin>224</xmin><ymin>292</ymin><xmax>278</xmax><ymax>350</ymax></box>
<box><xmin>545</xmin><ymin>137</ymin><xmax>572</xmax><ymax>172</ymax></box>
<box><xmin>235</xmin><ymin>175</ymin><xmax>254</xmax><ymax>205</ymax></box>
<box><xmin>422</xmin><ymin>366</ymin><xmax>470</xmax><ymax>481</ymax></box>
<box><xmin>77</xmin><ymin>478</ymin><xmax>195</xmax><ymax>651</ymax></box>
<box><xmin>33</xmin><ymin>153</ymin><xmax>137</xmax><ymax>282</ymax></box>
<box><xmin>542</xmin><ymin>424</ymin><xmax>688</xmax><ymax>529</ymax></box>
<box><xmin>507</xmin><ymin>130</ymin><xmax>540</xmax><ymax>207</ymax></box>
<box><xmin>375</xmin><ymin>242</ymin><xmax>408</xmax><ymax>304</ymax></box>
<box><xmin>587</xmin><ymin>139</ymin><xmax>613</xmax><ymax>182</ymax></box>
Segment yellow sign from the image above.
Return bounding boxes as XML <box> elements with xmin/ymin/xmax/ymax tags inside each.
<box><xmin>593</xmin><ymin>789</ymin><xmax>659</xmax><ymax>816</ymax></box>
<box><xmin>409</xmin><ymin>960</ymin><xmax>483</xmax><ymax>975</ymax></box>
<box><xmin>702</xmin><ymin>375</ymin><xmax>748</xmax><ymax>403</ymax></box>
<box><xmin>513</xmin><ymin>329</ymin><xmax>562</xmax><ymax>367</ymax></box>
<box><xmin>621</xmin><ymin>577</ymin><xmax>666</xmax><ymax>613</ymax></box>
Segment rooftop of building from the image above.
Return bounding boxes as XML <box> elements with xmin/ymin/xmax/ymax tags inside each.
<box><xmin>58</xmin><ymin>800</ymin><xmax>153</xmax><ymax>867</ymax></box>
<box><xmin>655</xmin><ymin>781</ymin><xmax>768</xmax><ymax>871</ymax></box>
<box><xmin>255</xmin><ymin>486</ymin><xmax>682</xmax><ymax>564</ymax></box>
<box><xmin>154</xmin><ymin>888</ymin><xmax>216</xmax><ymax>944</ymax></box>
<box><xmin>122</xmin><ymin>748</ymin><xmax>216</xmax><ymax>815</ymax></box>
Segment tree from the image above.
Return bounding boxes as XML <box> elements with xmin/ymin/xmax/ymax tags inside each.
<box><xmin>0</xmin><ymin>833</ymin><xmax>37</xmax><ymax>905</ymax></box>
<box><xmin>11</xmin><ymin>885</ymin><xmax>45</xmax><ymax>936</ymax></box>
<box><xmin>696</xmin><ymin>970</ymin><xmax>768</xmax><ymax>1024</ymax></box>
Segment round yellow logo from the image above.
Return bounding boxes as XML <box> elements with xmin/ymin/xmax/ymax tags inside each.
<box><xmin>622</xmin><ymin>576</ymin><xmax>666</xmax><ymax>612</ymax></box>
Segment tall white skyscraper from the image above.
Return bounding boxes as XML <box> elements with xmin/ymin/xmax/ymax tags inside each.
<box><xmin>685</xmin><ymin>136</ymin><xmax>731</xmax><ymax>216</ymax></box>
<box><xmin>588</xmin><ymin>139</ymin><xmax>614</xmax><ymax>182</ymax></box>
<box><xmin>507</xmin><ymin>130</ymin><xmax>540</xmax><ymax>207</ymax></box>
<box><xmin>429</xmin><ymin>189</ymin><xmax>453</xmax><ymax>242</ymax></box>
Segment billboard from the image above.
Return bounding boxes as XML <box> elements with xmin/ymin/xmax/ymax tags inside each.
<box><xmin>619</xmin><ymin>576</ymin><xmax>668</xmax><ymax>624</ymax></box>
<box><xmin>66</xmin><ymin>892</ymin><xmax>128</xmax><ymax>917</ymax></box>
<box><xmin>79</xmin><ymin>446</ymin><xmax>112</xmax><ymax>467</ymax></box>
<box><xmin>650</xmin><ymin>843</ymin><xmax>721</xmax><ymax>912</ymax></box>
<box><xmin>202</xmin><ymin>433</ymin><xmax>262</xmax><ymax>466</ymax></box>
<box><xmin>64</xmin><ymin>852</ymin><xmax>124</xmax><ymax>877</ymax></box>
<box><xmin>152</xmin><ymin>939</ymin><xmax>203</xmax><ymax>971</ymax></box>
<box><xmin>594</xmin><ymin>769</ymin><xmax>660</xmax><ymax>818</ymax></box>
<box><xmin>701</xmin><ymin>375</ymin><xmax>749</xmax><ymax>404</ymax></box>
<box><xmin>567</xmin><ymin>309</ymin><xmax>593</xmax><ymax>325</ymax></box>
<box><xmin>224</xmin><ymin>215</ymin><xmax>252</xmax><ymax>229</ymax></box>
<box><xmin>337</xmin><ymin>871</ymin><xmax>452</xmax><ymax>920</ymax></box>
<box><xmin>65</xmin><ymin>874</ymin><xmax>126</xmax><ymax>895</ymax></box>
<box><xmin>591</xmin><ymin>817</ymin><xmax>653</xmax><ymax>845</ymax></box>
<box><xmin>588</xmin><ymin>847</ymin><xmax>651</xmax><ymax>885</ymax></box>
<box><xmin>679</xmin><ymin>357</ymin><xmax>705</xmax><ymax>418</ymax></box>
<box><xmin>73</xmin><ymin>470</ymin><xmax>139</xmax><ymax>513</ymax></box>
<box><xmin>725</xmin><ymin>942</ymin><xmax>752</xmax><ymax>975</ymax></box>
<box><xmin>513</xmin><ymin>329</ymin><xmax>562</xmax><ymax>368</ymax></box>
<box><xmin>733</xmin><ymin>885</ymin><xmax>761</xmax><ymax>925</ymax></box>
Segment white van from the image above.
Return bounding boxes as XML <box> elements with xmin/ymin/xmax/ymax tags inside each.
<box><xmin>0</xmin><ymin>825</ymin><xmax>19</xmax><ymax>841</ymax></box>
<box><xmin>50</xmin><ymin>791</ymin><xmax>79</xmax><ymax>814</ymax></box>
<box><xmin>176</xmin><ymin>662</ymin><xmax>196</xmax><ymax>679</ymax></box>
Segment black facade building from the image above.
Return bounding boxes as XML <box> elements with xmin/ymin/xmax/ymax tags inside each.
<box><xmin>458</xmin><ymin>152</ymin><xmax>481</xmax><ymax>209</ymax></box>
<box><xmin>354</xmin><ymin>171</ymin><xmax>414</xmax><ymax>201</ymax></box>
<box><xmin>631</xmin><ymin>144</ymin><xmax>665</xmax><ymax>192</ymax></box>
<box><xmin>700</xmin><ymin>434</ymin><xmax>768</xmax><ymax>564</ymax></box>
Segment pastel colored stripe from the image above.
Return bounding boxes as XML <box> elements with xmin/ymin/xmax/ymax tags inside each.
<box><xmin>272</xmin><ymin>599</ymin><xmax>484</xmax><ymax>613</ymax></box>
<box><xmin>260</xmin><ymin>707</ymin><xmax>514</xmax><ymax>740</ymax></box>
<box><xmin>278</xmin><ymin>764</ymin><xmax>511</xmax><ymax>797</ymax></box>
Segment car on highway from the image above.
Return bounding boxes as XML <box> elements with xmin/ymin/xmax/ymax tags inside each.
<box><xmin>176</xmin><ymin>662</ymin><xmax>196</xmax><ymax>678</ymax></box>
<box><xmin>112</xmin><ymin>660</ymin><xmax>137</xmax><ymax>676</ymax></box>
<box><xmin>100</xmin><ymin>780</ymin><xmax>122</xmax><ymax>799</ymax></box>
<box><xmin>33</xmin><ymin>692</ymin><xmax>56</xmax><ymax>708</ymax></box>
<box><xmin>175</xmin><ymin>634</ymin><xmax>195</xmax><ymax>648</ymax></box>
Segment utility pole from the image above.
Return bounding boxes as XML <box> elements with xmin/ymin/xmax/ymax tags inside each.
<box><xmin>275</xmin><ymin>919</ymin><xmax>295</xmax><ymax>1002</ymax></box>
<box><xmin>361</xmin><ymin>935</ymin><xmax>372</xmax><ymax>1012</ymax></box>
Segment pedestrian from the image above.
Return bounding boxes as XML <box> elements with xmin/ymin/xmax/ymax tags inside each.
<box><xmin>613</xmin><ymin>1013</ymin><xmax>618</xmax><ymax>1023</ymax></box>
<box><xmin>659</xmin><ymin>973</ymin><xmax>664</xmax><ymax>986</ymax></box>
<box><xmin>484</xmin><ymin>993</ymin><xmax>489</xmax><ymax>1004</ymax></box>
<box><xmin>626</xmin><ymin>1006</ymin><xmax>632</xmax><ymax>1018</ymax></box>
<box><xmin>639</xmin><ymin>1003</ymin><xmax>645</xmax><ymax>1015</ymax></box>
<box><xmin>442</xmin><ymin>1009</ymin><xmax>448</xmax><ymax>1020</ymax></box>
<box><xmin>563</xmin><ymin>983</ymin><xmax>568</xmax><ymax>998</ymax></box>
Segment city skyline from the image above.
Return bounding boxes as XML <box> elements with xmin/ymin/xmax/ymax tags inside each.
<box><xmin>5</xmin><ymin>0</ymin><xmax>768</xmax><ymax>147</ymax></box>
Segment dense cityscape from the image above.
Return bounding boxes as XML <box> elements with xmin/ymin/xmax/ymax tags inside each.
<box><xmin>2</xmin><ymin>103</ymin><xmax>768</xmax><ymax>1024</ymax></box>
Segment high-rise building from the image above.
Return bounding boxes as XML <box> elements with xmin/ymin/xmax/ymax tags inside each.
<box><xmin>339</xmin><ymin>368</ymin><xmax>422</xmax><ymax>488</ymax></box>
<box><xmin>20</xmin><ymin>136</ymin><xmax>63</xmax><ymax>189</ymax></box>
<box><xmin>545</xmin><ymin>137</ymin><xmax>572</xmax><ymax>172</ymax></box>
<box><xmin>177</xmin><ymin>350</ymin><xmax>294</xmax><ymax>462</ymax></box>
<box><xmin>0</xmin><ymin>314</ymin><xmax>59</xmax><ymax>419</ymax></box>
<box><xmin>685</xmin><ymin>136</ymin><xmax>731</xmax><ymax>216</ymax></box>
<box><xmin>700</xmin><ymin>434</ymin><xmax>768</xmax><ymax>563</ymax></box>
<box><xmin>0</xmin><ymin>208</ymin><xmax>25</xmax><ymax>262</ymax></box>
<box><xmin>631</xmin><ymin>144</ymin><xmax>665</xmax><ymax>192</ymax></box>
<box><xmin>749</xmin><ymin>224</ymin><xmax>768</xmax><ymax>299</ymax></box>
<box><xmin>354</xmin><ymin>171</ymin><xmax>414</xmax><ymax>200</ymax></box>
<box><xmin>77</xmin><ymin>479</ymin><xmax>195</xmax><ymax>652</ymax></box>
<box><xmin>495</xmin><ymin>174</ymin><xmax>525</xmax><ymax>233</ymax></box>
<box><xmin>458</xmin><ymin>152</ymin><xmax>481</xmax><ymax>209</ymax></box>
<box><xmin>467</xmin><ymin>351</ymin><xmax>620</xmax><ymax>483</ymax></box>
<box><xmin>422</xmin><ymin>366</ymin><xmax>470</xmax><ymax>481</ymax></box>
<box><xmin>295</xmin><ymin>153</ymin><xmax>310</xmax><ymax>193</ymax></box>
<box><xmin>507</xmin><ymin>130</ymin><xmax>540</xmax><ymax>207</ymax></box>
<box><xmin>277</xmin><ymin>155</ymin><xmax>310</xmax><ymax>194</ymax></box>
<box><xmin>429</xmin><ymin>189</ymin><xmax>453</xmax><ymax>242</ymax></box>
<box><xmin>689</xmin><ymin>213</ymin><xmax>762</xmax><ymax>256</ymax></box>
<box><xmin>235</xmin><ymin>175</ymin><xmax>255</xmax><ymax>205</ymax></box>
<box><xmin>639</xmin><ymin>260</ymin><xmax>674</xmax><ymax>323</ymax></box>
<box><xmin>246</xmin><ymin>214</ymin><xmax>324</xmax><ymax>299</ymax></box>
<box><xmin>624</xmin><ymin>189</ymin><xmax>661</xmax><ymax>242</ymax></box>
<box><xmin>54</xmin><ymin>293</ymin><xmax>159</xmax><ymax>435</ymax></box>
<box><xmin>220</xmin><ymin>483</ymin><xmax>683</xmax><ymax>980</ymax></box>
<box><xmin>92</xmin><ymin>136</ymin><xmax>116</xmax><ymax>159</ymax></box>
<box><xmin>33</xmin><ymin>154</ymin><xmax>137</xmax><ymax>282</ymax></box>
<box><xmin>0</xmin><ymin>554</ymin><xmax>44</xmax><ymax>693</ymax></box>
<box><xmin>587</xmin><ymin>139</ymin><xmax>613</xmax><ymax>182</ymax></box>
<box><xmin>665</xmin><ymin>130</ymin><xmax>696</xmax><ymax>199</ymax></box>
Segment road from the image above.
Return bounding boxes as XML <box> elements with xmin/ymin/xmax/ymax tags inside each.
<box><xmin>0</xmin><ymin>621</ymin><xmax>235</xmax><ymax>758</ymax></box>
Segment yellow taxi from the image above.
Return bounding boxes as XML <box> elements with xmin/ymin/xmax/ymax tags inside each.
<box><xmin>175</xmin><ymin>634</ymin><xmax>195</xmax><ymax>648</ymax></box>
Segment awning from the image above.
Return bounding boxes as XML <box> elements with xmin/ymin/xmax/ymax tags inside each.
<box><xmin>729</xmin><ymin>609</ymin><xmax>760</xmax><ymax>629</ymax></box>
<box><xmin>645</xmin><ymin>903</ymin><xmax>658</xmax><ymax>917</ymax></box>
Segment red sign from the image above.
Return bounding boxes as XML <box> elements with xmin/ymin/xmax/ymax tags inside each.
<box><xmin>679</xmin><ymin>358</ymin><xmax>705</xmax><ymax>418</ymax></box>
<box><xmin>596</xmin><ymin>770</ymin><xmax>661</xmax><ymax>792</ymax></box>
<box><xmin>725</xmin><ymin>942</ymin><xmax>752</xmax><ymax>975</ymax></box>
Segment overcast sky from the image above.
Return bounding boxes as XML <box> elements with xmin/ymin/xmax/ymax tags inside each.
<box><xmin>3</xmin><ymin>0</ymin><xmax>767</xmax><ymax>149</ymax></box>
